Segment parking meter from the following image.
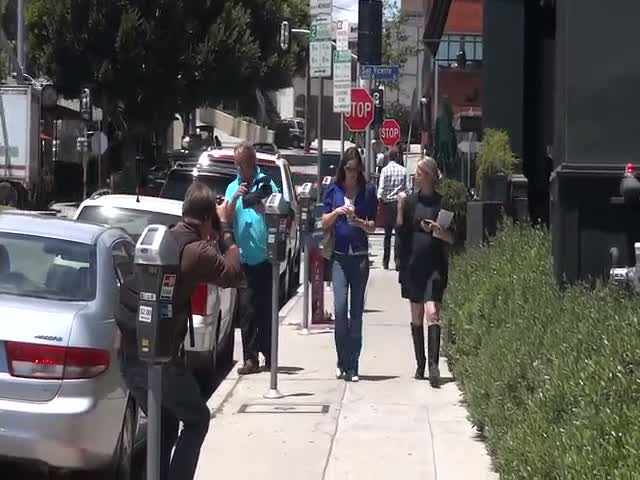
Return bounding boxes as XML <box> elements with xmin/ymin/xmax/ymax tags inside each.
<box><xmin>320</xmin><ymin>176</ymin><xmax>332</xmax><ymax>198</ymax></box>
<box><xmin>134</xmin><ymin>224</ymin><xmax>180</xmax><ymax>480</ymax></box>
<box><xmin>134</xmin><ymin>224</ymin><xmax>180</xmax><ymax>364</ymax></box>
<box><xmin>263</xmin><ymin>192</ymin><xmax>290</xmax><ymax>399</ymax></box>
<box><xmin>297</xmin><ymin>183</ymin><xmax>315</xmax><ymax>333</ymax></box>
<box><xmin>299</xmin><ymin>182</ymin><xmax>315</xmax><ymax>235</ymax></box>
<box><xmin>265</xmin><ymin>192</ymin><xmax>290</xmax><ymax>264</ymax></box>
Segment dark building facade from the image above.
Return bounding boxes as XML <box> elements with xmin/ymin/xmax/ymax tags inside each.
<box><xmin>482</xmin><ymin>0</ymin><xmax>640</xmax><ymax>284</ymax></box>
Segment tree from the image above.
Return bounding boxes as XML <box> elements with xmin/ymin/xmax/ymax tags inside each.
<box><xmin>25</xmin><ymin>0</ymin><xmax>306</xmax><ymax>135</ymax></box>
<box><xmin>381</xmin><ymin>0</ymin><xmax>420</xmax><ymax>91</ymax></box>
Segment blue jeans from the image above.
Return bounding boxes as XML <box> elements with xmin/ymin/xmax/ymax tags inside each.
<box><xmin>332</xmin><ymin>253</ymin><xmax>370</xmax><ymax>373</ymax></box>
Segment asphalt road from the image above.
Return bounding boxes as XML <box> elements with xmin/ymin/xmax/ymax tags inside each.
<box><xmin>1</xmin><ymin>357</ymin><xmax>235</xmax><ymax>480</ymax></box>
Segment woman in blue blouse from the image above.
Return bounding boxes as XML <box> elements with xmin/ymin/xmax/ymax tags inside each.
<box><xmin>322</xmin><ymin>148</ymin><xmax>377</xmax><ymax>382</ymax></box>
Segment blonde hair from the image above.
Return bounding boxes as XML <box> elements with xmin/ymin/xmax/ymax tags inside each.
<box><xmin>416</xmin><ymin>157</ymin><xmax>441</xmax><ymax>187</ymax></box>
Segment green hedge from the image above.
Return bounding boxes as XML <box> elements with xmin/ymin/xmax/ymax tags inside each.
<box><xmin>445</xmin><ymin>224</ymin><xmax>640</xmax><ymax>479</ymax></box>
<box><xmin>439</xmin><ymin>177</ymin><xmax>470</xmax><ymax>247</ymax></box>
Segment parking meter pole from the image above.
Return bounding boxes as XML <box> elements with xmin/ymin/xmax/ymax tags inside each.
<box><xmin>316</xmin><ymin>79</ymin><xmax>324</xmax><ymax>203</ymax></box>
<box><xmin>263</xmin><ymin>192</ymin><xmax>289</xmax><ymax>399</ymax></box>
<box><xmin>147</xmin><ymin>365</ymin><xmax>162</xmax><ymax>480</ymax></box>
<box><xmin>133</xmin><ymin>224</ymin><xmax>182</xmax><ymax>480</ymax></box>
<box><xmin>265</xmin><ymin>261</ymin><xmax>283</xmax><ymax>399</ymax></box>
<box><xmin>298</xmin><ymin>183</ymin><xmax>314</xmax><ymax>335</ymax></box>
<box><xmin>301</xmin><ymin>243</ymin><xmax>310</xmax><ymax>334</ymax></box>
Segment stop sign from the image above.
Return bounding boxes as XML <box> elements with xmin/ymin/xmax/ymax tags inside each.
<box><xmin>344</xmin><ymin>88</ymin><xmax>374</xmax><ymax>132</ymax></box>
<box><xmin>380</xmin><ymin>119</ymin><xmax>401</xmax><ymax>146</ymax></box>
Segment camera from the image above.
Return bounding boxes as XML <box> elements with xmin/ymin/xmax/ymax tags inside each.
<box><xmin>243</xmin><ymin>176</ymin><xmax>274</xmax><ymax>209</ymax></box>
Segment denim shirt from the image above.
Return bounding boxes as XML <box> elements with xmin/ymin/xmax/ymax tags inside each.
<box><xmin>323</xmin><ymin>182</ymin><xmax>377</xmax><ymax>255</ymax></box>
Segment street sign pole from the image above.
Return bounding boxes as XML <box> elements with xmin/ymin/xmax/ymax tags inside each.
<box><xmin>316</xmin><ymin>78</ymin><xmax>323</xmax><ymax>203</ymax></box>
<box><xmin>366</xmin><ymin>77</ymin><xmax>373</xmax><ymax>178</ymax></box>
<box><xmin>340</xmin><ymin>113</ymin><xmax>345</xmax><ymax>158</ymax></box>
<box><xmin>333</xmin><ymin>20</ymin><xmax>351</xmax><ymax>160</ymax></box>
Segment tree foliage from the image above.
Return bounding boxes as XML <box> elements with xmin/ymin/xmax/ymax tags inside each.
<box><xmin>25</xmin><ymin>0</ymin><xmax>307</xmax><ymax>134</ymax></box>
<box><xmin>382</xmin><ymin>0</ymin><xmax>420</xmax><ymax>90</ymax></box>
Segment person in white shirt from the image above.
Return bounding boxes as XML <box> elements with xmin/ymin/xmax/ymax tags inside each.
<box><xmin>376</xmin><ymin>147</ymin><xmax>407</xmax><ymax>270</ymax></box>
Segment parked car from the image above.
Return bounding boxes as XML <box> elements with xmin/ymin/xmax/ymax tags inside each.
<box><xmin>253</xmin><ymin>142</ymin><xmax>280</xmax><ymax>156</ymax></box>
<box><xmin>159</xmin><ymin>149</ymin><xmax>301</xmax><ymax>303</ymax></box>
<box><xmin>74</xmin><ymin>194</ymin><xmax>236</xmax><ymax>396</ymax></box>
<box><xmin>0</xmin><ymin>213</ymin><xmax>137</xmax><ymax>476</ymax></box>
<box><xmin>274</xmin><ymin>117</ymin><xmax>305</xmax><ymax>149</ymax></box>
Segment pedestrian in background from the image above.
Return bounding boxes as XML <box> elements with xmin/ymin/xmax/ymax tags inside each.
<box><xmin>225</xmin><ymin>142</ymin><xmax>279</xmax><ymax>375</ymax></box>
<box><xmin>396</xmin><ymin>157</ymin><xmax>453</xmax><ymax>388</ymax></box>
<box><xmin>322</xmin><ymin>147</ymin><xmax>377</xmax><ymax>382</ymax></box>
<box><xmin>377</xmin><ymin>147</ymin><xmax>406</xmax><ymax>271</ymax></box>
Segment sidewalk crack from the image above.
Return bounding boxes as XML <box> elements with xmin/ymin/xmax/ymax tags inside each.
<box><xmin>321</xmin><ymin>381</ymin><xmax>348</xmax><ymax>480</ymax></box>
<box><xmin>426</xmin><ymin>402</ymin><xmax>439</xmax><ymax>480</ymax></box>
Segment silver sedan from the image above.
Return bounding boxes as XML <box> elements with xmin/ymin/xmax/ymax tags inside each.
<box><xmin>0</xmin><ymin>213</ymin><xmax>138</xmax><ymax>477</ymax></box>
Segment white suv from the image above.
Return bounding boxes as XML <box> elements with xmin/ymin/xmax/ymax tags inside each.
<box><xmin>74</xmin><ymin>194</ymin><xmax>237</xmax><ymax>397</ymax></box>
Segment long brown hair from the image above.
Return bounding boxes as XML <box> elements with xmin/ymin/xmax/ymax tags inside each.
<box><xmin>336</xmin><ymin>147</ymin><xmax>366</xmax><ymax>187</ymax></box>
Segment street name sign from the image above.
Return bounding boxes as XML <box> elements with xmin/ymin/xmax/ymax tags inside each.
<box><xmin>360</xmin><ymin>65</ymin><xmax>401</xmax><ymax>82</ymax></box>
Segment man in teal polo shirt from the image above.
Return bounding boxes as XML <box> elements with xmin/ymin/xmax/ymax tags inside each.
<box><xmin>225</xmin><ymin>141</ymin><xmax>279</xmax><ymax>375</ymax></box>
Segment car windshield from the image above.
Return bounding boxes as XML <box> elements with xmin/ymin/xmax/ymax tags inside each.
<box><xmin>77</xmin><ymin>206</ymin><xmax>181</xmax><ymax>242</ymax></box>
<box><xmin>0</xmin><ymin>233</ymin><xmax>96</xmax><ymax>301</ymax></box>
<box><xmin>161</xmin><ymin>166</ymin><xmax>283</xmax><ymax>201</ymax></box>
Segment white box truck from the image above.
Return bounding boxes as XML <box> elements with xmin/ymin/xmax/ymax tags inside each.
<box><xmin>0</xmin><ymin>84</ymin><xmax>52</xmax><ymax>209</ymax></box>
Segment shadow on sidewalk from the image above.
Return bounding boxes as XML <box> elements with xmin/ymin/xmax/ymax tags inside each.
<box><xmin>418</xmin><ymin>376</ymin><xmax>455</xmax><ymax>386</ymax></box>
<box><xmin>282</xmin><ymin>392</ymin><xmax>315</xmax><ymax>398</ymax></box>
<box><xmin>276</xmin><ymin>366</ymin><xmax>304</xmax><ymax>375</ymax></box>
<box><xmin>358</xmin><ymin>375</ymin><xmax>399</xmax><ymax>382</ymax></box>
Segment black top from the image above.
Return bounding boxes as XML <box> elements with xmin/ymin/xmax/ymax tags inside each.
<box><xmin>397</xmin><ymin>192</ymin><xmax>449</xmax><ymax>301</ymax></box>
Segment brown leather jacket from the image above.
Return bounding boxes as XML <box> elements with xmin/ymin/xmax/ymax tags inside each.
<box><xmin>170</xmin><ymin>221</ymin><xmax>244</xmax><ymax>352</ymax></box>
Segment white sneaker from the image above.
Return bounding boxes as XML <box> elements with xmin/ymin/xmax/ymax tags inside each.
<box><xmin>351</xmin><ymin>374</ymin><xmax>360</xmax><ymax>382</ymax></box>
<box><xmin>336</xmin><ymin>368</ymin><xmax>345</xmax><ymax>379</ymax></box>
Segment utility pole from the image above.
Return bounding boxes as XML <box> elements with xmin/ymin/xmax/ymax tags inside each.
<box><xmin>16</xmin><ymin>0</ymin><xmax>25</xmax><ymax>82</ymax></box>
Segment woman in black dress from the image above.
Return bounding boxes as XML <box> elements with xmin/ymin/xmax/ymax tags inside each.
<box><xmin>397</xmin><ymin>157</ymin><xmax>453</xmax><ymax>387</ymax></box>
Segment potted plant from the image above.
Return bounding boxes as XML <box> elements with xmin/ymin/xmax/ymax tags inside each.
<box><xmin>476</xmin><ymin>128</ymin><xmax>517</xmax><ymax>204</ymax></box>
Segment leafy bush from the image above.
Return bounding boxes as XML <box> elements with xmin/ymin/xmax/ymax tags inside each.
<box><xmin>445</xmin><ymin>224</ymin><xmax>640</xmax><ymax>479</ymax></box>
<box><xmin>476</xmin><ymin>128</ymin><xmax>517</xmax><ymax>189</ymax></box>
<box><xmin>438</xmin><ymin>177</ymin><xmax>470</xmax><ymax>247</ymax></box>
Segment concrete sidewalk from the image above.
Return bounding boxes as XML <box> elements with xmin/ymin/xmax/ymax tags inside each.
<box><xmin>197</xmin><ymin>237</ymin><xmax>498</xmax><ymax>480</ymax></box>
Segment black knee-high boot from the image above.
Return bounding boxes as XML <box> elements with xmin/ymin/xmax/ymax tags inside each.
<box><xmin>410</xmin><ymin>324</ymin><xmax>426</xmax><ymax>379</ymax></box>
<box><xmin>427</xmin><ymin>324</ymin><xmax>441</xmax><ymax>388</ymax></box>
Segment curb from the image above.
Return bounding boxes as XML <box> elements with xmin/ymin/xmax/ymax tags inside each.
<box><xmin>207</xmin><ymin>285</ymin><xmax>304</xmax><ymax>416</ymax></box>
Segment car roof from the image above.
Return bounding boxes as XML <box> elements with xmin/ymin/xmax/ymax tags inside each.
<box><xmin>0</xmin><ymin>212</ymin><xmax>110</xmax><ymax>245</ymax></box>
<box><xmin>77</xmin><ymin>194</ymin><xmax>183</xmax><ymax>217</ymax></box>
<box><xmin>197</xmin><ymin>148</ymin><xmax>280</xmax><ymax>166</ymax></box>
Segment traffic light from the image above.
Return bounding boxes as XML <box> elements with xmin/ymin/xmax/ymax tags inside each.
<box><xmin>372</xmin><ymin>88</ymin><xmax>384</xmax><ymax>128</ymax></box>
<box><xmin>80</xmin><ymin>88</ymin><xmax>92</xmax><ymax>122</ymax></box>
<box><xmin>280</xmin><ymin>20</ymin><xmax>291</xmax><ymax>52</ymax></box>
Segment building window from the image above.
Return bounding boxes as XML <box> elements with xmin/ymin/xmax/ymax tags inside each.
<box><xmin>435</xmin><ymin>34</ymin><xmax>483</xmax><ymax>68</ymax></box>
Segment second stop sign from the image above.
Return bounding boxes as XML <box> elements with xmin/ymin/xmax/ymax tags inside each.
<box><xmin>380</xmin><ymin>119</ymin><xmax>401</xmax><ymax>146</ymax></box>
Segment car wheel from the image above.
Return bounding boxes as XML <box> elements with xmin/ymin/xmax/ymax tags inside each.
<box><xmin>99</xmin><ymin>399</ymin><xmax>135</xmax><ymax>480</ymax></box>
